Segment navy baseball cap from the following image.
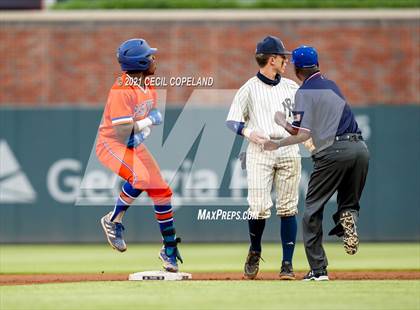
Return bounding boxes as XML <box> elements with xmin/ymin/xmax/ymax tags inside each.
<box><xmin>292</xmin><ymin>45</ymin><xmax>319</xmax><ymax>68</ymax></box>
<box><xmin>256</xmin><ymin>36</ymin><xmax>291</xmax><ymax>55</ymax></box>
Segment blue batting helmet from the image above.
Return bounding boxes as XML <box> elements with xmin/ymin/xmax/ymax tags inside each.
<box><xmin>117</xmin><ymin>38</ymin><xmax>157</xmax><ymax>71</ymax></box>
<box><xmin>292</xmin><ymin>46</ymin><xmax>318</xmax><ymax>68</ymax></box>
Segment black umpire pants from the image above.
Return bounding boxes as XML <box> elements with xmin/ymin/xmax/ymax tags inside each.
<box><xmin>302</xmin><ymin>139</ymin><xmax>369</xmax><ymax>270</ymax></box>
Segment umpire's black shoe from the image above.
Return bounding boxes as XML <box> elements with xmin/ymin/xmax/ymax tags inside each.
<box><xmin>244</xmin><ymin>251</ymin><xmax>261</xmax><ymax>279</ymax></box>
<box><xmin>302</xmin><ymin>268</ymin><xmax>329</xmax><ymax>281</ymax></box>
<box><xmin>340</xmin><ymin>210</ymin><xmax>359</xmax><ymax>255</ymax></box>
<box><xmin>279</xmin><ymin>261</ymin><xmax>295</xmax><ymax>280</ymax></box>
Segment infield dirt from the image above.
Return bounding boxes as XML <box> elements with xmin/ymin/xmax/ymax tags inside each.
<box><xmin>1</xmin><ymin>271</ymin><xmax>419</xmax><ymax>285</ymax></box>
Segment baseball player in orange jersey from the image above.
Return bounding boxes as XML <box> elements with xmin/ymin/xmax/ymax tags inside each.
<box><xmin>96</xmin><ymin>38</ymin><xmax>182</xmax><ymax>272</ymax></box>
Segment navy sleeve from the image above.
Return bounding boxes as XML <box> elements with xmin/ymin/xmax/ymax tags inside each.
<box><xmin>292</xmin><ymin>89</ymin><xmax>312</xmax><ymax>132</ymax></box>
<box><xmin>226</xmin><ymin>120</ymin><xmax>245</xmax><ymax>136</ymax></box>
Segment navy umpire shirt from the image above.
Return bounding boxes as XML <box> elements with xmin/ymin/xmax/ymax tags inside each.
<box><xmin>292</xmin><ymin>72</ymin><xmax>360</xmax><ymax>152</ymax></box>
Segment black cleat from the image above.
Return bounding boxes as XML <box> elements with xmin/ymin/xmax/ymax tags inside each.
<box><xmin>340</xmin><ymin>210</ymin><xmax>359</xmax><ymax>255</ymax></box>
<box><xmin>244</xmin><ymin>251</ymin><xmax>261</xmax><ymax>279</ymax></box>
<box><xmin>302</xmin><ymin>268</ymin><xmax>329</xmax><ymax>281</ymax></box>
<box><xmin>279</xmin><ymin>261</ymin><xmax>295</xmax><ymax>280</ymax></box>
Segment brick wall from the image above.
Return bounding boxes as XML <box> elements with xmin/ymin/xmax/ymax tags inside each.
<box><xmin>1</xmin><ymin>15</ymin><xmax>418</xmax><ymax>106</ymax></box>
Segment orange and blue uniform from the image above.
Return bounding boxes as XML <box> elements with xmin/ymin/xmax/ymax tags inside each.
<box><xmin>96</xmin><ymin>74</ymin><xmax>172</xmax><ymax>206</ymax></box>
<box><xmin>99</xmin><ymin>38</ymin><xmax>181</xmax><ymax>271</ymax></box>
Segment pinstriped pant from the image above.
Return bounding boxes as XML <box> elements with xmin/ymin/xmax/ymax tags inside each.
<box><xmin>246</xmin><ymin>143</ymin><xmax>301</xmax><ymax>219</ymax></box>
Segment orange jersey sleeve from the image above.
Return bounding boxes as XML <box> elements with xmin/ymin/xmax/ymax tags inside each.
<box><xmin>98</xmin><ymin>75</ymin><xmax>157</xmax><ymax>142</ymax></box>
<box><xmin>108</xmin><ymin>88</ymin><xmax>134</xmax><ymax>126</ymax></box>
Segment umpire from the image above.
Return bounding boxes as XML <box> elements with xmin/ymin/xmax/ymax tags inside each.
<box><xmin>264</xmin><ymin>45</ymin><xmax>369</xmax><ymax>281</ymax></box>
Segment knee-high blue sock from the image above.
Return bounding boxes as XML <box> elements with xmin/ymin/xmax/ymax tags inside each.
<box><xmin>248</xmin><ymin>219</ymin><xmax>266</xmax><ymax>252</ymax></box>
<box><xmin>154</xmin><ymin>204</ymin><xmax>177</xmax><ymax>257</ymax></box>
<box><xmin>280</xmin><ymin>215</ymin><xmax>297</xmax><ymax>263</ymax></box>
<box><xmin>110</xmin><ymin>182</ymin><xmax>142</xmax><ymax>223</ymax></box>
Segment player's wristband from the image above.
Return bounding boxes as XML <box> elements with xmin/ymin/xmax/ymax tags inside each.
<box><xmin>242</xmin><ymin>128</ymin><xmax>253</xmax><ymax>139</ymax></box>
<box><xmin>136</xmin><ymin>118</ymin><xmax>153</xmax><ymax>131</ymax></box>
<box><xmin>148</xmin><ymin>109</ymin><xmax>163</xmax><ymax>125</ymax></box>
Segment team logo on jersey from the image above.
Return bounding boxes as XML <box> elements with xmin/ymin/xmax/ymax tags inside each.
<box><xmin>134</xmin><ymin>99</ymin><xmax>154</xmax><ymax>118</ymax></box>
<box><xmin>0</xmin><ymin>140</ymin><xmax>36</xmax><ymax>203</ymax></box>
<box><xmin>281</xmin><ymin>98</ymin><xmax>293</xmax><ymax>117</ymax></box>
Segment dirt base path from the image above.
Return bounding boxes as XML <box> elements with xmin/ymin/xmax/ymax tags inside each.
<box><xmin>1</xmin><ymin>271</ymin><xmax>419</xmax><ymax>285</ymax></box>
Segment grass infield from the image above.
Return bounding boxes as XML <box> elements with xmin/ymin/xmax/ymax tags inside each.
<box><xmin>1</xmin><ymin>281</ymin><xmax>419</xmax><ymax>310</ymax></box>
<box><xmin>0</xmin><ymin>243</ymin><xmax>419</xmax><ymax>274</ymax></box>
<box><xmin>0</xmin><ymin>243</ymin><xmax>419</xmax><ymax>309</ymax></box>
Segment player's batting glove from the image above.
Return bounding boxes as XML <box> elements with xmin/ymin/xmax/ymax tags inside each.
<box><xmin>147</xmin><ymin>109</ymin><xmax>163</xmax><ymax>125</ymax></box>
<box><xmin>130</xmin><ymin>127</ymin><xmax>151</xmax><ymax>148</ymax></box>
<box><xmin>274</xmin><ymin>111</ymin><xmax>287</xmax><ymax>128</ymax></box>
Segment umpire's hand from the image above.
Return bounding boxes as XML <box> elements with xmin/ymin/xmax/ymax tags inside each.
<box><xmin>263</xmin><ymin>136</ymin><xmax>281</xmax><ymax>151</ymax></box>
<box><xmin>274</xmin><ymin>111</ymin><xmax>287</xmax><ymax>127</ymax></box>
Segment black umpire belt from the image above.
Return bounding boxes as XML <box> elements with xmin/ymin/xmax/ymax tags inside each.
<box><xmin>335</xmin><ymin>133</ymin><xmax>363</xmax><ymax>142</ymax></box>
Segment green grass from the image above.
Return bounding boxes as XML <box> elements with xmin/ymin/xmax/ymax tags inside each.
<box><xmin>0</xmin><ymin>243</ymin><xmax>419</xmax><ymax>310</ymax></box>
<box><xmin>52</xmin><ymin>0</ymin><xmax>420</xmax><ymax>10</ymax></box>
<box><xmin>0</xmin><ymin>243</ymin><xmax>419</xmax><ymax>274</ymax></box>
<box><xmin>1</xmin><ymin>280</ymin><xmax>419</xmax><ymax>310</ymax></box>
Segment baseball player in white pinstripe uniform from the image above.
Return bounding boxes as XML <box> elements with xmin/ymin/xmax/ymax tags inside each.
<box><xmin>226</xmin><ymin>36</ymin><xmax>301</xmax><ymax>280</ymax></box>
